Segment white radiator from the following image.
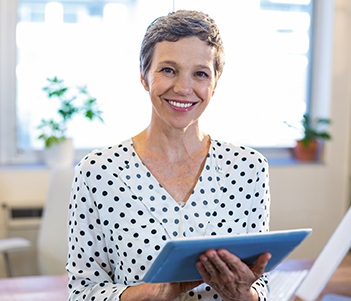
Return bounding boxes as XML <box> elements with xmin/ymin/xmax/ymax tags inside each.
<box><xmin>1</xmin><ymin>202</ymin><xmax>42</xmax><ymax>277</ymax></box>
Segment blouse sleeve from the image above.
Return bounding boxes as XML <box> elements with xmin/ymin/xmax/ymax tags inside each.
<box><xmin>66</xmin><ymin>164</ymin><xmax>128</xmax><ymax>301</ymax></box>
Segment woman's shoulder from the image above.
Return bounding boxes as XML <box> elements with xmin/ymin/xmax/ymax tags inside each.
<box><xmin>210</xmin><ymin>139</ymin><xmax>268</xmax><ymax>164</ymax></box>
<box><xmin>76</xmin><ymin>138</ymin><xmax>134</xmax><ymax>169</ymax></box>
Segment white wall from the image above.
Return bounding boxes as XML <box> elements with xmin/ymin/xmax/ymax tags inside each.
<box><xmin>0</xmin><ymin>0</ymin><xmax>351</xmax><ymax>276</ymax></box>
<box><xmin>269</xmin><ymin>0</ymin><xmax>351</xmax><ymax>258</ymax></box>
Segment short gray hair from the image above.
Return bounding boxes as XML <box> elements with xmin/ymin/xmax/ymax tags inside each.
<box><xmin>140</xmin><ymin>10</ymin><xmax>225</xmax><ymax>80</ymax></box>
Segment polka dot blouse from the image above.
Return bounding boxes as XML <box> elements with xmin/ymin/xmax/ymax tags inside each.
<box><xmin>67</xmin><ymin>138</ymin><xmax>271</xmax><ymax>301</ymax></box>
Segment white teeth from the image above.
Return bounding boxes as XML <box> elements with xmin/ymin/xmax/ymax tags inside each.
<box><xmin>168</xmin><ymin>100</ymin><xmax>193</xmax><ymax>108</ymax></box>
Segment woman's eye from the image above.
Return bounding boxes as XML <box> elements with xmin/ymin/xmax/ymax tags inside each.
<box><xmin>161</xmin><ymin>67</ymin><xmax>175</xmax><ymax>74</ymax></box>
<box><xmin>196</xmin><ymin>71</ymin><xmax>208</xmax><ymax>78</ymax></box>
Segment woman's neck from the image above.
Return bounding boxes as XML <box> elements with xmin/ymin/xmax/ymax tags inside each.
<box><xmin>132</xmin><ymin>125</ymin><xmax>210</xmax><ymax>163</ymax></box>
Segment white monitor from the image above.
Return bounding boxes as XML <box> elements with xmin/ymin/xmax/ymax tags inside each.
<box><xmin>295</xmin><ymin>206</ymin><xmax>351</xmax><ymax>301</ymax></box>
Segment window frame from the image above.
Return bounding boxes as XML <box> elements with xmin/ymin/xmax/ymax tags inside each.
<box><xmin>0</xmin><ymin>0</ymin><xmax>18</xmax><ymax>164</ymax></box>
<box><xmin>0</xmin><ymin>0</ymin><xmax>333</xmax><ymax>166</ymax></box>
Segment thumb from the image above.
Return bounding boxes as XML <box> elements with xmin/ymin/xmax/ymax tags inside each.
<box><xmin>251</xmin><ymin>252</ymin><xmax>271</xmax><ymax>278</ymax></box>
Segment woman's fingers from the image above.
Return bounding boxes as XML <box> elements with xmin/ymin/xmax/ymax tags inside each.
<box><xmin>196</xmin><ymin>249</ymin><xmax>271</xmax><ymax>285</ymax></box>
<box><xmin>250</xmin><ymin>252</ymin><xmax>272</xmax><ymax>278</ymax></box>
<box><xmin>196</xmin><ymin>249</ymin><xmax>264</xmax><ymax>300</ymax></box>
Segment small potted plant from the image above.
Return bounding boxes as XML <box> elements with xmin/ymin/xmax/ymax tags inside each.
<box><xmin>288</xmin><ymin>114</ymin><xmax>331</xmax><ymax>161</ymax></box>
<box><xmin>37</xmin><ymin>76</ymin><xmax>103</xmax><ymax>167</ymax></box>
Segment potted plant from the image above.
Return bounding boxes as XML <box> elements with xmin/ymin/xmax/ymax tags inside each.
<box><xmin>37</xmin><ymin>76</ymin><xmax>103</xmax><ymax>167</ymax></box>
<box><xmin>289</xmin><ymin>114</ymin><xmax>331</xmax><ymax>161</ymax></box>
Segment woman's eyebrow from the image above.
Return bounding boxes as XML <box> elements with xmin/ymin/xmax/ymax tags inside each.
<box><xmin>158</xmin><ymin>61</ymin><xmax>211</xmax><ymax>70</ymax></box>
<box><xmin>195</xmin><ymin>64</ymin><xmax>212</xmax><ymax>70</ymax></box>
<box><xmin>157</xmin><ymin>60</ymin><xmax>177</xmax><ymax>66</ymax></box>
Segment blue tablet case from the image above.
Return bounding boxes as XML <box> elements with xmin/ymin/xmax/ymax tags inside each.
<box><xmin>143</xmin><ymin>228</ymin><xmax>312</xmax><ymax>283</ymax></box>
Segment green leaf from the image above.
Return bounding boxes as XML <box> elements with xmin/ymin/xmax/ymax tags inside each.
<box><xmin>37</xmin><ymin>76</ymin><xmax>104</xmax><ymax>147</ymax></box>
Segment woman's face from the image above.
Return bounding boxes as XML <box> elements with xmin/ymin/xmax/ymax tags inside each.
<box><xmin>141</xmin><ymin>36</ymin><xmax>218</xmax><ymax>132</ymax></box>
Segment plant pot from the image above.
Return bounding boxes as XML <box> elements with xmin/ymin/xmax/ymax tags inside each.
<box><xmin>293</xmin><ymin>139</ymin><xmax>320</xmax><ymax>161</ymax></box>
<box><xmin>43</xmin><ymin>138</ymin><xmax>74</xmax><ymax>168</ymax></box>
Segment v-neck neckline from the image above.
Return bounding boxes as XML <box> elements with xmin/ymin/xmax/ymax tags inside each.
<box><xmin>128</xmin><ymin>138</ymin><xmax>213</xmax><ymax>208</ymax></box>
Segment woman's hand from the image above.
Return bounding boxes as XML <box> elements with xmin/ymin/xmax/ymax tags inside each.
<box><xmin>120</xmin><ymin>280</ymin><xmax>203</xmax><ymax>301</ymax></box>
<box><xmin>121</xmin><ymin>249</ymin><xmax>270</xmax><ymax>301</ymax></box>
<box><xmin>196</xmin><ymin>249</ymin><xmax>271</xmax><ymax>301</ymax></box>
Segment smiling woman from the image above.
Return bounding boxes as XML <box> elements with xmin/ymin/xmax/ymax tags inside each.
<box><xmin>66</xmin><ymin>10</ymin><xmax>272</xmax><ymax>301</ymax></box>
<box><xmin>1</xmin><ymin>0</ymin><xmax>315</xmax><ymax>164</ymax></box>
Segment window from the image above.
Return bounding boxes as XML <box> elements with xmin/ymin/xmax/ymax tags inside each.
<box><xmin>1</xmin><ymin>0</ymin><xmax>315</xmax><ymax>164</ymax></box>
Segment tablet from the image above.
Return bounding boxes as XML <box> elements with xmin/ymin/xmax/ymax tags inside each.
<box><xmin>143</xmin><ymin>228</ymin><xmax>312</xmax><ymax>283</ymax></box>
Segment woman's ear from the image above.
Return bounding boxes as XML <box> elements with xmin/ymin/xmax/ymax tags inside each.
<box><xmin>140</xmin><ymin>71</ymin><xmax>149</xmax><ymax>92</ymax></box>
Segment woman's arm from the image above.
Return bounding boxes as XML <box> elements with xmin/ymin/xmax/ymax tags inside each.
<box><xmin>120</xmin><ymin>281</ymin><xmax>203</xmax><ymax>301</ymax></box>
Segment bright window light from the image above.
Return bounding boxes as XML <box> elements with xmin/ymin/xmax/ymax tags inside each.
<box><xmin>15</xmin><ymin>0</ymin><xmax>314</xmax><ymax>154</ymax></box>
<box><xmin>44</xmin><ymin>2</ymin><xmax>63</xmax><ymax>24</ymax></box>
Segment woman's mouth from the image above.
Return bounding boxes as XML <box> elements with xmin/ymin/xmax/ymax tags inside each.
<box><xmin>167</xmin><ymin>100</ymin><xmax>194</xmax><ymax>109</ymax></box>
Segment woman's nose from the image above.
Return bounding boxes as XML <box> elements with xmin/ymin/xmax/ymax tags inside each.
<box><xmin>173</xmin><ymin>74</ymin><xmax>193</xmax><ymax>95</ymax></box>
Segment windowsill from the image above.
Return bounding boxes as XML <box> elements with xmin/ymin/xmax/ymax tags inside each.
<box><xmin>0</xmin><ymin>163</ymin><xmax>52</xmax><ymax>171</ymax></box>
<box><xmin>267</xmin><ymin>157</ymin><xmax>325</xmax><ymax>166</ymax></box>
<box><xmin>253</xmin><ymin>147</ymin><xmax>326</xmax><ymax>166</ymax></box>
<box><xmin>0</xmin><ymin>147</ymin><xmax>326</xmax><ymax>170</ymax></box>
